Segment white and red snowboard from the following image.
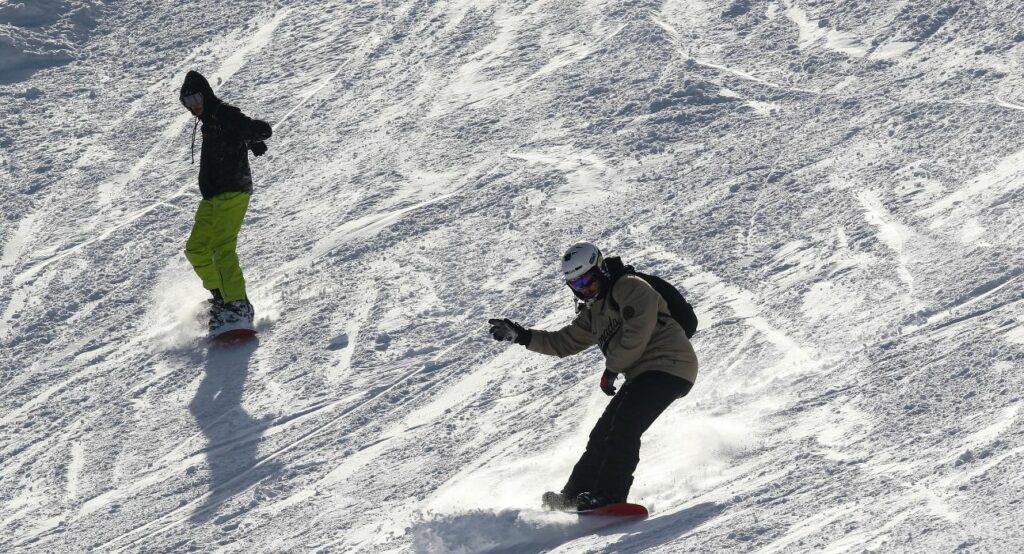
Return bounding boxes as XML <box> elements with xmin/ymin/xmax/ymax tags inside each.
<box><xmin>573</xmin><ymin>502</ymin><xmax>648</xmax><ymax>518</ymax></box>
<box><xmin>210</xmin><ymin>320</ymin><xmax>257</xmax><ymax>345</ymax></box>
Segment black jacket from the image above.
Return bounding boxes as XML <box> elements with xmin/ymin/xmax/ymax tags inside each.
<box><xmin>180</xmin><ymin>71</ymin><xmax>272</xmax><ymax>199</ymax></box>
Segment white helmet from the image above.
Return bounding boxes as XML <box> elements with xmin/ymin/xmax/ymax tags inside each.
<box><xmin>561</xmin><ymin>242</ymin><xmax>605</xmax><ymax>280</ymax></box>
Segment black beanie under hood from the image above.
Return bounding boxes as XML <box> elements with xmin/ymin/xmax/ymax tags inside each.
<box><xmin>180</xmin><ymin>70</ymin><xmax>219</xmax><ymax>163</ymax></box>
<box><xmin>179</xmin><ymin>70</ymin><xmax>217</xmax><ymax>107</ymax></box>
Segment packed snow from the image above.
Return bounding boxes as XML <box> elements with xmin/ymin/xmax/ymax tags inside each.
<box><xmin>2</xmin><ymin>0</ymin><xmax>1024</xmax><ymax>552</ymax></box>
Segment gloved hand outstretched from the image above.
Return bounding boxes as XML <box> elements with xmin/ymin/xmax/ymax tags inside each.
<box><xmin>249</xmin><ymin>141</ymin><xmax>268</xmax><ymax>156</ymax></box>
<box><xmin>600</xmin><ymin>370</ymin><xmax>618</xmax><ymax>396</ymax></box>
<box><xmin>488</xmin><ymin>318</ymin><xmax>531</xmax><ymax>346</ymax></box>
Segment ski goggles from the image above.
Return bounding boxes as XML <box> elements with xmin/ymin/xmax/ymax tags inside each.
<box><xmin>181</xmin><ymin>92</ymin><xmax>203</xmax><ymax>110</ymax></box>
<box><xmin>567</xmin><ymin>271</ymin><xmax>598</xmax><ymax>291</ymax></box>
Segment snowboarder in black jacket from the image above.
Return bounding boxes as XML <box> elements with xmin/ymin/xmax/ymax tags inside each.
<box><xmin>179</xmin><ymin>70</ymin><xmax>271</xmax><ymax>332</ymax></box>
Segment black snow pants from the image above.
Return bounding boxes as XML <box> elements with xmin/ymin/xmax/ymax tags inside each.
<box><xmin>562</xmin><ymin>370</ymin><xmax>693</xmax><ymax>502</ymax></box>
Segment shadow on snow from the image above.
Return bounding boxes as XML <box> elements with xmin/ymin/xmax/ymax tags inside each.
<box><xmin>409</xmin><ymin>502</ymin><xmax>725</xmax><ymax>553</ymax></box>
<box><xmin>607</xmin><ymin>502</ymin><xmax>727</xmax><ymax>552</ymax></box>
<box><xmin>187</xmin><ymin>338</ymin><xmax>280</xmax><ymax>523</ymax></box>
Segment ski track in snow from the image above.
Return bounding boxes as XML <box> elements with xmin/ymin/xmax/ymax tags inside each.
<box><xmin>994</xmin><ymin>96</ymin><xmax>1024</xmax><ymax>112</ymax></box>
<box><xmin>96</xmin><ymin>9</ymin><xmax>291</xmax><ymax>209</ymax></box>
<box><xmin>10</xmin><ymin>184</ymin><xmax>192</xmax><ymax>288</ymax></box>
<box><xmin>652</xmin><ymin>15</ymin><xmax>823</xmax><ymax>96</ymax></box>
<box><xmin>856</xmin><ymin>189</ymin><xmax>916</xmax><ymax>297</ymax></box>
<box><xmin>3</xmin><ymin>0</ymin><xmax>1024</xmax><ymax>552</ymax></box>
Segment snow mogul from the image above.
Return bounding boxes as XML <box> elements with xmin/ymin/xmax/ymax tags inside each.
<box><xmin>489</xmin><ymin>242</ymin><xmax>698</xmax><ymax>512</ymax></box>
<box><xmin>179</xmin><ymin>70</ymin><xmax>271</xmax><ymax>335</ymax></box>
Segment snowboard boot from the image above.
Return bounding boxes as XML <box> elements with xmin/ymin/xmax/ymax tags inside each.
<box><xmin>575</xmin><ymin>492</ymin><xmax>613</xmax><ymax>511</ymax></box>
<box><xmin>209</xmin><ymin>298</ymin><xmax>253</xmax><ymax>334</ymax></box>
<box><xmin>541</xmin><ymin>491</ymin><xmax>576</xmax><ymax>511</ymax></box>
<box><xmin>208</xmin><ymin>304</ymin><xmax>235</xmax><ymax>333</ymax></box>
<box><xmin>223</xmin><ymin>298</ymin><xmax>255</xmax><ymax>325</ymax></box>
<box><xmin>202</xmin><ymin>289</ymin><xmax>226</xmax><ymax>331</ymax></box>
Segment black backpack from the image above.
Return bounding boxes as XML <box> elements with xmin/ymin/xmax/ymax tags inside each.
<box><xmin>604</xmin><ymin>256</ymin><xmax>698</xmax><ymax>339</ymax></box>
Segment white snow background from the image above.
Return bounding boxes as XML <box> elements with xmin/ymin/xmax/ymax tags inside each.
<box><xmin>2</xmin><ymin>0</ymin><xmax>1024</xmax><ymax>552</ymax></box>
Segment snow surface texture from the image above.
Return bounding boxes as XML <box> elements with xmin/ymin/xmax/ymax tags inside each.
<box><xmin>0</xmin><ymin>1</ymin><xmax>101</xmax><ymax>84</ymax></box>
<box><xmin>2</xmin><ymin>0</ymin><xmax>1024</xmax><ymax>552</ymax></box>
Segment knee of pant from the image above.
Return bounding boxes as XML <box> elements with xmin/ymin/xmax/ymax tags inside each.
<box><xmin>587</xmin><ymin>424</ymin><xmax>612</xmax><ymax>446</ymax></box>
<box><xmin>605</xmin><ymin>428</ymin><xmax>642</xmax><ymax>449</ymax></box>
<box><xmin>587</xmin><ymin>414</ymin><xmax>618</xmax><ymax>444</ymax></box>
<box><xmin>210</xmin><ymin>240</ymin><xmax>239</xmax><ymax>256</ymax></box>
<box><xmin>184</xmin><ymin>245</ymin><xmax>208</xmax><ymax>262</ymax></box>
<box><xmin>211</xmin><ymin>248</ymin><xmax>240</xmax><ymax>263</ymax></box>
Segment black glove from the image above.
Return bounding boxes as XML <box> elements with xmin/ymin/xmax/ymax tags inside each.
<box><xmin>600</xmin><ymin>370</ymin><xmax>618</xmax><ymax>396</ymax></box>
<box><xmin>488</xmin><ymin>318</ymin><xmax>531</xmax><ymax>346</ymax></box>
<box><xmin>249</xmin><ymin>141</ymin><xmax>268</xmax><ymax>156</ymax></box>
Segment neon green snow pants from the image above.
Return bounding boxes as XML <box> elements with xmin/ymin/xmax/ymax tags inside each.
<box><xmin>184</xmin><ymin>191</ymin><xmax>250</xmax><ymax>303</ymax></box>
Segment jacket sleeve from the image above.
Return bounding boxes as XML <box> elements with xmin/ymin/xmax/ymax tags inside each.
<box><xmin>526</xmin><ymin>310</ymin><xmax>598</xmax><ymax>358</ymax></box>
<box><xmin>226</xmin><ymin>107</ymin><xmax>273</xmax><ymax>141</ymax></box>
<box><xmin>604</xmin><ymin>277</ymin><xmax>659</xmax><ymax>372</ymax></box>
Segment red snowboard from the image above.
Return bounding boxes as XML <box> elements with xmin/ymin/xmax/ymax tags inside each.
<box><xmin>211</xmin><ymin>327</ymin><xmax>257</xmax><ymax>345</ymax></box>
<box><xmin>575</xmin><ymin>502</ymin><xmax>649</xmax><ymax>518</ymax></box>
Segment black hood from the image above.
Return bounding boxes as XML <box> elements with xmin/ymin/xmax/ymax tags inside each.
<box><xmin>180</xmin><ymin>70</ymin><xmax>218</xmax><ymax>107</ymax></box>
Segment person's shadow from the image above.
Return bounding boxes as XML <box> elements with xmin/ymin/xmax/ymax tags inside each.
<box><xmin>599</xmin><ymin>501</ymin><xmax>727</xmax><ymax>552</ymax></box>
<box><xmin>187</xmin><ymin>338</ymin><xmax>280</xmax><ymax>523</ymax></box>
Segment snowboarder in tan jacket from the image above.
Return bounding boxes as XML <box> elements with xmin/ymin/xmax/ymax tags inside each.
<box><xmin>489</xmin><ymin>242</ymin><xmax>697</xmax><ymax>511</ymax></box>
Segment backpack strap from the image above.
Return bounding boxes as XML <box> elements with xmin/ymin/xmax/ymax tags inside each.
<box><xmin>608</xmin><ymin>269</ymin><xmax>673</xmax><ymax>322</ymax></box>
<box><xmin>603</xmin><ymin>257</ymin><xmax>630</xmax><ymax>312</ymax></box>
<box><xmin>604</xmin><ymin>256</ymin><xmax>628</xmax><ymax>280</ymax></box>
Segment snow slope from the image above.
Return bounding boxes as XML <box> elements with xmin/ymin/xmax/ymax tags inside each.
<box><xmin>3</xmin><ymin>0</ymin><xmax>1024</xmax><ymax>551</ymax></box>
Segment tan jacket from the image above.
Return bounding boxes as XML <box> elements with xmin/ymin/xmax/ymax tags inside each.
<box><xmin>527</xmin><ymin>275</ymin><xmax>698</xmax><ymax>383</ymax></box>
